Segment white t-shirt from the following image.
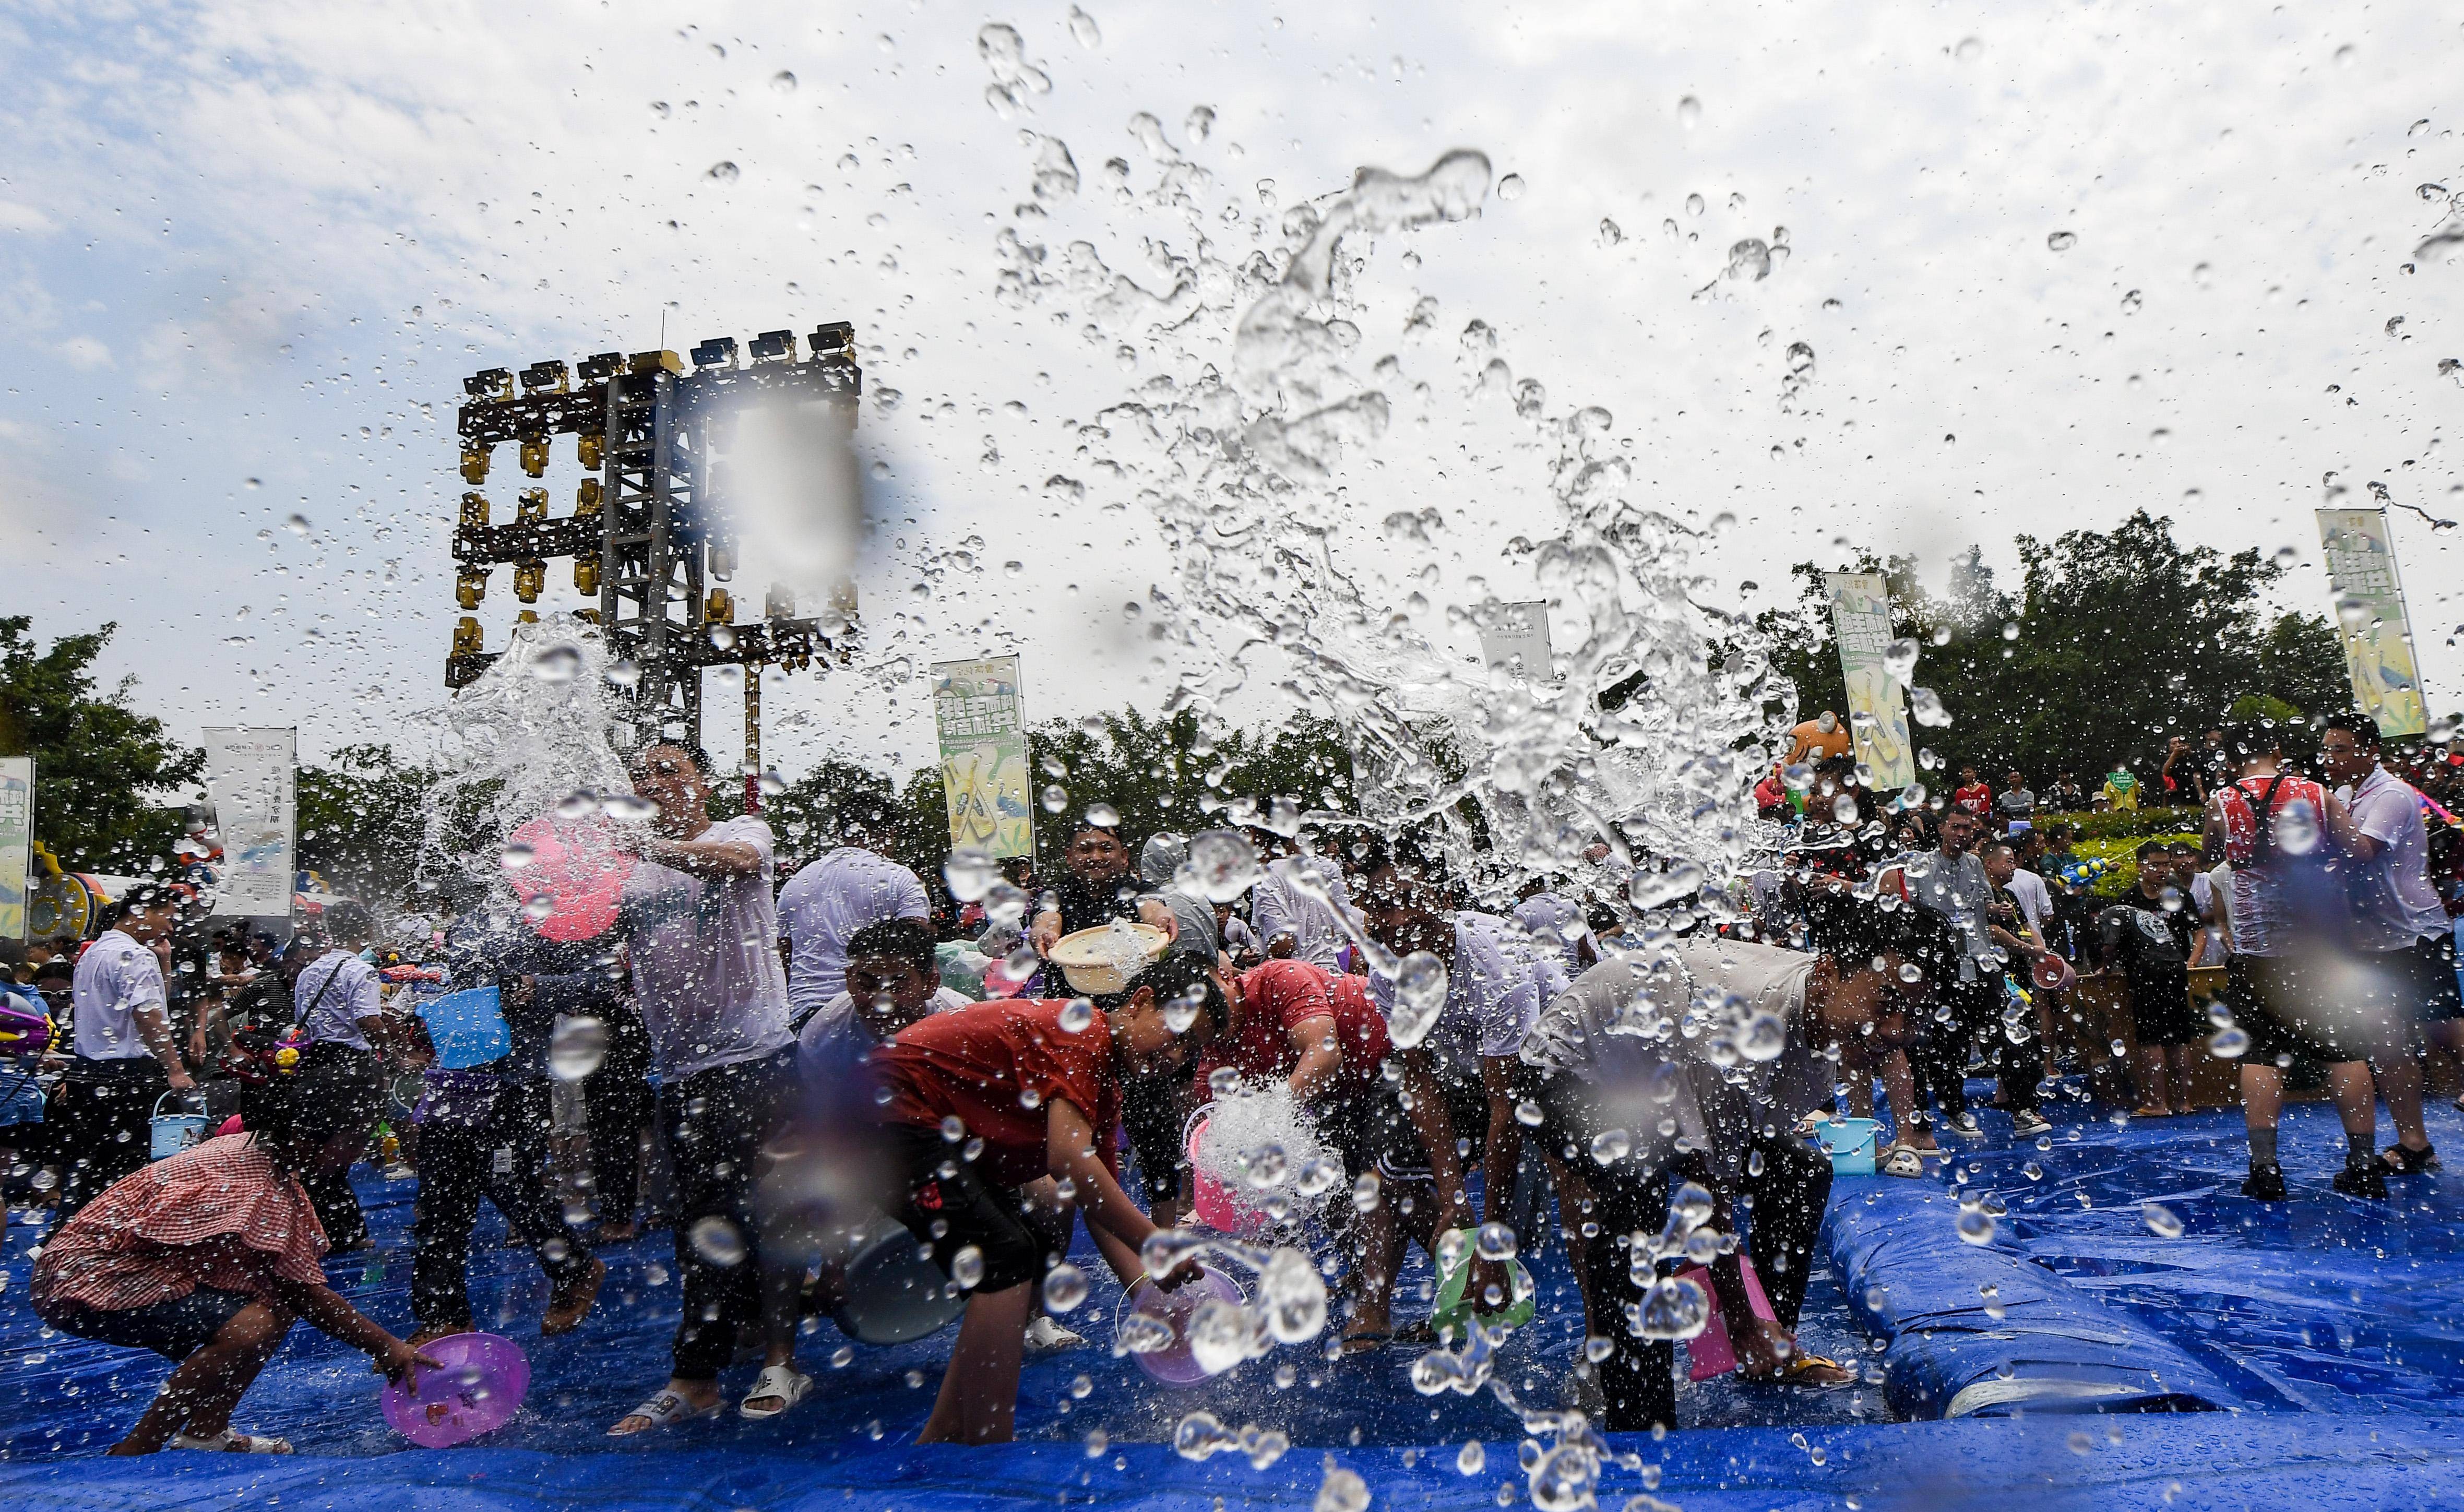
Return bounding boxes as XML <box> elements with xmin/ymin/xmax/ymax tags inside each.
<box><xmin>292</xmin><ymin>949</ymin><xmax>384</xmax><ymax>1051</ymax></box>
<box><xmin>70</xmin><ymin>929</ymin><xmax>166</xmax><ymax>1061</ymax></box>
<box><xmin>1249</xmin><ymin>855</ymin><xmax>1362</xmax><ymax>972</ymax></box>
<box><xmin>623</xmin><ymin>816</ymin><xmax>793</xmax><ymax>1080</ymax></box>
<box><xmin>2006</xmin><ymin>869</ymin><xmax>2053</xmax><ymax>941</ymax></box>
<box><xmin>796</xmin><ymin>984</ymin><xmax>972</xmax><ymax>1089</ymax></box>
<box><xmin>2338</xmin><ymin>768</ymin><xmax>2449</xmax><ymax>950</ymax></box>
<box><xmin>1372</xmin><ymin>910</ymin><xmax>1544</xmax><ymax>1072</ymax></box>
<box><xmin>779</xmin><ymin>847</ymin><xmax>932</xmax><ymax>1025</ymax></box>
<box><xmin>1511</xmin><ymin>892</ymin><xmax>1594</xmax><ymax>973</ymax></box>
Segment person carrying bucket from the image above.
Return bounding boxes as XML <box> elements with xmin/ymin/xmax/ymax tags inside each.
<box><xmin>29</xmin><ymin>1072</ymin><xmax>439</xmax><ymax>1455</ymax></box>
<box><xmin>54</xmin><ymin>884</ymin><xmax>193</xmax><ymax>1221</ymax></box>
<box><xmin>868</xmin><ymin>951</ymin><xmax>1228</xmax><ymax>1444</ymax></box>
<box><xmin>1517</xmin><ymin>897</ymin><xmax>1952</xmax><ymax>1428</ymax></box>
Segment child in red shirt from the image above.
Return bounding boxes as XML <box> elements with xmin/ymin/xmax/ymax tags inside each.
<box><xmin>871</xmin><ymin>952</ymin><xmax>1226</xmax><ymax>1444</ymax></box>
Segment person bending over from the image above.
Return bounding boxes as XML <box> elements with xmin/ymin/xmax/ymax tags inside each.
<box><xmin>870</xmin><ymin>951</ymin><xmax>1228</xmax><ymax>1444</ymax></box>
<box><xmin>30</xmin><ymin>1073</ymin><xmax>436</xmax><ymax>1456</ymax></box>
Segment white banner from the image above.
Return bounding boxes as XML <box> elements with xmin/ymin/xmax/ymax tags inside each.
<box><xmin>1478</xmin><ymin>601</ymin><xmax>1555</xmax><ymax>686</ymax></box>
<box><xmin>1823</xmin><ymin>572</ymin><xmax>1917</xmax><ymax>790</ymax></box>
<box><xmin>2316</xmin><ymin>508</ymin><xmax>2429</xmax><ymax>739</ymax></box>
<box><xmin>0</xmin><ymin>758</ymin><xmax>29</xmax><ymax>942</ymax></box>
<box><xmin>203</xmin><ymin>728</ymin><xmax>297</xmax><ymax>917</ymax></box>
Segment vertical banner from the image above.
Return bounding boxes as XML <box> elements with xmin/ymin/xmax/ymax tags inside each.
<box><xmin>931</xmin><ymin>657</ymin><xmax>1033</xmax><ymax>860</ymax></box>
<box><xmin>0</xmin><ymin>758</ymin><xmax>30</xmax><ymax>942</ymax></box>
<box><xmin>203</xmin><ymin>728</ymin><xmax>298</xmax><ymax>916</ymax></box>
<box><xmin>2316</xmin><ymin>508</ymin><xmax>2429</xmax><ymax>738</ymax></box>
<box><xmin>1478</xmin><ymin>601</ymin><xmax>1555</xmax><ymax>686</ymax></box>
<box><xmin>1823</xmin><ymin>572</ymin><xmax>1917</xmax><ymax>790</ymax></box>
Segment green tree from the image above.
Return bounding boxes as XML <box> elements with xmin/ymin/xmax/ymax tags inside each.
<box><xmin>1756</xmin><ymin>511</ymin><xmax>2353</xmax><ymax>787</ymax></box>
<box><xmin>295</xmin><ymin>744</ymin><xmax>437</xmax><ymax>904</ymax></box>
<box><xmin>0</xmin><ymin>617</ymin><xmax>203</xmax><ymax>871</ymax></box>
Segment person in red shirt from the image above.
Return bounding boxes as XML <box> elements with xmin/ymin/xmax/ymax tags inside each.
<box><xmin>1197</xmin><ymin>958</ymin><xmax>1457</xmax><ymax>1354</ymax></box>
<box><xmin>1951</xmin><ymin>767</ymin><xmax>1993</xmax><ymax>815</ymax></box>
<box><xmin>871</xmin><ymin>951</ymin><xmax>1226</xmax><ymax>1445</ymax></box>
<box><xmin>30</xmin><ymin>1074</ymin><xmax>435</xmax><ymax>1456</ymax></box>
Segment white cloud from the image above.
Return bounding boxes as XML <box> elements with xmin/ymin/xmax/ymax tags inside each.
<box><xmin>57</xmin><ymin>334</ymin><xmax>112</xmax><ymax>370</ymax></box>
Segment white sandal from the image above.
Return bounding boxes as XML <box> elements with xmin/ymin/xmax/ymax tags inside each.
<box><xmin>170</xmin><ymin>1428</ymin><xmax>294</xmax><ymax>1454</ymax></box>
<box><xmin>607</xmin><ymin>1389</ymin><xmax>725</xmax><ymax>1436</ymax></box>
<box><xmin>737</xmin><ymin>1365</ymin><xmax>812</xmax><ymax>1421</ymax></box>
<box><xmin>1880</xmin><ymin>1144</ymin><xmax>1927</xmax><ymax>1179</ymax></box>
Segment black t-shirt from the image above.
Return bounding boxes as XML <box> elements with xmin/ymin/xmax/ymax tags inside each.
<box><xmin>2097</xmin><ymin>891</ymin><xmax>2197</xmax><ymax>1008</ymax></box>
<box><xmin>1045</xmin><ymin>871</ymin><xmax>1142</xmax><ymax>936</ymax></box>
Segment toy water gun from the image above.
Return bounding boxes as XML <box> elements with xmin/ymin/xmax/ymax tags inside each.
<box><xmin>2057</xmin><ymin>858</ymin><xmax>2112</xmax><ymax>888</ymax></box>
<box><xmin>379</xmin><ymin>963</ymin><xmax>444</xmax><ymax>985</ymax></box>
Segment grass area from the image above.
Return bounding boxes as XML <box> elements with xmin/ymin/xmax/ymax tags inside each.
<box><xmin>2061</xmin><ymin>830</ymin><xmax>2202</xmax><ymax>898</ymax></box>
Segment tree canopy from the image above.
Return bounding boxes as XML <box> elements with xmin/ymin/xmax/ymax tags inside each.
<box><xmin>1755</xmin><ymin>510</ymin><xmax>2350</xmax><ymax>784</ymax></box>
<box><xmin>0</xmin><ymin>616</ymin><xmax>204</xmax><ymax>871</ymax></box>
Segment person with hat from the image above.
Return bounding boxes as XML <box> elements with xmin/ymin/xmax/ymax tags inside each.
<box><xmin>55</xmin><ymin>884</ymin><xmax>193</xmax><ymax>1220</ymax></box>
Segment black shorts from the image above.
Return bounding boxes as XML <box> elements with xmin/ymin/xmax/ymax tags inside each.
<box><xmin>877</xmin><ymin>1123</ymin><xmax>1047</xmax><ymax>1295</ymax></box>
<box><xmin>2227</xmin><ymin>953</ymin><xmax>2384</xmax><ymax>1065</ymax></box>
<box><xmin>2124</xmin><ymin>969</ymin><xmax>2203</xmax><ymax>1047</ymax></box>
<box><xmin>1317</xmin><ymin>1079</ymin><xmax>1414</xmax><ymax>1184</ymax></box>
<box><xmin>2405</xmin><ymin>932</ymin><xmax>2463</xmax><ymax>1025</ymax></box>
<box><xmin>1120</xmin><ymin>1073</ymin><xmax>1192</xmax><ymax>1205</ymax></box>
<box><xmin>35</xmin><ymin>1286</ymin><xmax>256</xmax><ymax>1361</ymax></box>
<box><xmin>1364</xmin><ymin>1072</ymin><xmax>1487</xmax><ymax>1187</ymax></box>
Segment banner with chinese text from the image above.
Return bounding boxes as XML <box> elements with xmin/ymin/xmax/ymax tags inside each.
<box><xmin>203</xmin><ymin>728</ymin><xmax>297</xmax><ymax>916</ymax></box>
<box><xmin>1823</xmin><ymin>572</ymin><xmax>1916</xmax><ymax>789</ymax></box>
<box><xmin>931</xmin><ymin>657</ymin><xmax>1033</xmax><ymax>860</ymax></box>
<box><xmin>2316</xmin><ymin>508</ymin><xmax>2427</xmax><ymax>739</ymax></box>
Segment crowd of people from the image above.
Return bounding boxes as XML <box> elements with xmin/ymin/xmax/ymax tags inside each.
<box><xmin>4</xmin><ymin>713</ymin><xmax>2460</xmax><ymax>1456</ymax></box>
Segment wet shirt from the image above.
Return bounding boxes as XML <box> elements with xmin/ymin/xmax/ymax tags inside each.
<box><xmin>622</xmin><ymin>816</ymin><xmax>793</xmax><ymax>1080</ymax></box>
<box><xmin>1046</xmin><ymin>870</ymin><xmax>1144</xmax><ymax>936</ymax></box>
<box><xmin>32</xmin><ymin>1134</ymin><xmax>327</xmax><ymax>1312</ymax></box>
<box><xmin>1371</xmin><ymin>910</ymin><xmax>1545</xmax><ymax>1073</ymax></box>
<box><xmin>797</xmin><ymin>984</ymin><xmax>972</xmax><ymax>1089</ymax></box>
<box><xmin>779</xmin><ymin>847</ymin><xmax>933</xmax><ymax>1025</ymax></box>
<box><xmin>2099</xmin><ymin>891</ymin><xmax>2198</xmax><ymax>1014</ymax></box>
<box><xmin>1896</xmin><ymin>849</ymin><xmax>1995</xmax><ymax>982</ymax></box>
<box><xmin>292</xmin><ymin>950</ymin><xmax>383</xmax><ymax>1050</ymax></box>
<box><xmin>2340</xmin><ymin>767</ymin><xmax>2449</xmax><ymax>950</ymax></box>
<box><xmin>1511</xmin><ymin>892</ymin><xmax>1593</xmax><ymax>974</ymax></box>
<box><xmin>2211</xmin><ymin>775</ymin><xmax>2331</xmax><ymax>958</ymax></box>
<box><xmin>872</xmin><ymin>998</ymin><xmax>1121</xmax><ymax>1190</ymax></box>
<box><xmin>1248</xmin><ymin>856</ymin><xmax>1362</xmax><ymax>972</ymax></box>
<box><xmin>1198</xmin><ymin>960</ymin><xmax>1391</xmax><ymax>1105</ymax></box>
<box><xmin>70</xmin><ymin>930</ymin><xmax>165</xmax><ymax>1062</ymax></box>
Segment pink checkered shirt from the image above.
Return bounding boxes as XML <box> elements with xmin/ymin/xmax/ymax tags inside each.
<box><xmin>33</xmin><ymin>1134</ymin><xmax>329</xmax><ymax>1312</ymax></box>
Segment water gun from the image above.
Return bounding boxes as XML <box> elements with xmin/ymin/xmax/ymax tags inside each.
<box><xmin>2057</xmin><ymin>858</ymin><xmax>2112</xmax><ymax>889</ymax></box>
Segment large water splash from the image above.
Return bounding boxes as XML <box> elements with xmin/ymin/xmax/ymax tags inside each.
<box><xmin>986</xmin><ymin>35</ymin><xmax>1783</xmax><ymax>917</ymax></box>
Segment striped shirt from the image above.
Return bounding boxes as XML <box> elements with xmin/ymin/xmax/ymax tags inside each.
<box><xmin>32</xmin><ymin>1135</ymin><xmax>328</xmax><ymax>1312</ymax></box>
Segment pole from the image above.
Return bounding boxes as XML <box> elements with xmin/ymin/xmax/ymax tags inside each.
<box><xmin>744</xmin><ymin>664</ymin><xmax>763</xmax><ymax>814</ymax></box>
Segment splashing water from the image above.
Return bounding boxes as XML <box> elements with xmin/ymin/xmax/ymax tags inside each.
<box><xmin>986</xmin><ymin>48</ymin><xmax>1778</xmax><ymax>935</ymax></box>
<box><xmin>1191</xmin><ymin>1079</ymin><xmax>1342</xmax><ymax>1230</ymax></box>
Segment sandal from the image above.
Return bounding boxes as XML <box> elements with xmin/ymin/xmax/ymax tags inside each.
<box><xmin>737</xmin><ymin>1365</ymin><xmax>812</xmax><ymax>1421</ymax></box>
<box><xmin>2381</xmin><ymin>1142</ymin><xmax>2441</xmax><ymax>1175</ymax></box>
<box><xmin>608</xmin><ymin>1389</ymin><xmax>725</xmax><ymax>1436</ymax></box>
<box><xmin>1880</xmin><ymin>1144</ymin><xmax>1926</xmax><ymax>1179</ymax></box>
<box><xmin>1742</xmin><ymin>1352</ymin><xmax>1856</xmax><ymax>1388</ymax></box>
<box><xmin>1338</xmin><ymin>1328</ymin><xmax>1392</xmax><ymax>1357</ymax></box>
<box><xmin>2130</xmin><ymin>1105</ymin><xmax>2171</xmax><ymax>1119</ymax></box>
<box><xmin>170</xmin><ymin>1429</ymin><xmax>294</xmax><ymax>1454</ymax></box>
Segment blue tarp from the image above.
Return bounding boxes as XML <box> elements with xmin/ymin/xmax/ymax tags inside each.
<box><xmin>7</xmin><ymin>1089</ymin><xmax>2464</xmax><ymax>1507</ymax></box>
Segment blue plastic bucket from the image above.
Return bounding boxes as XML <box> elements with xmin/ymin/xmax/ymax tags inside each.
<box><xmin>150</xmin><ymin>1092</ymin><xmax>211</xmax><ymax>1161</ymax></box>
<box><xmin>1816</xmin><ymin>1116</ymin><xmax>1880</xmax><ymax>1176</ymax></box>
<box><xmin>419</xmin><ymin>986</ymin><xmax>511</xmax><ymax>1070</ymax></box>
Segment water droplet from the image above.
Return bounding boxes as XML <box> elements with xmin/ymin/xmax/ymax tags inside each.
<box><xmin>952</xmin><ymin>1245</ymin><xmax>986</xmax><ymax>1289</ymax></box>
<box><xmin>2207</xmin><ymin>1024</ymin><xmax>2250</xmax><ymax>1058</ymax></box>
<box><xmin>284</xmin><ymin>513</ymin><xmax>311</xmax><ymax>535</ymax></box>
<box><xmin>531</xmin><ymin>645</ymin><xmax>582</xmax><ymax>683</ymax></box>
<box><xmin>1597</xmin><ymin>218</ymin><xmax>1623</xmax><ymax>247</ymax></box>
<box><xmin>1458</xmin><ymin>1439</ymin><xmax>1487</xmax><ymax>1475</ymax></box>
<box><xmin>1675</xmin><ymin>96</ymin><xmax>1701</xmax><ymax>130</ymax></box>
<box><xmin>1186</xmin><ymin>105</ymin><xmax>1216</xmax><ymax>142</ymax></box>
<box><xmin>943</xmin><ymin>847</ymin><xmax>998</xmax><ymax>901</ymax></box>
<box><xmin>1954</xmin><ymin>35</ymin><xmax>1983</xmax><ymax>61</ymax></box>
<box><xmin>1684</xmin><ymin>192</ymin><xmax>1706</xmax><ymax>216</ymax></box>
<box><xmin>1955</xmin><ymin>1208</ymin><xmax>1996</xmax><ymax>1246</ymax></box>
<box><xmin>2140</xmin><ymin>1202</ymin><xmax>2184</xmax><ymax>1239</ymax></box>
<box><xmin>1589</xmin><ymin>1128</ymin><xmax>1632</xmax><ymax>1165</ymax></box>
<box><xmin>499</xmin><ymin>843</ymin><xmax>536</xmax><ymax>871</ymax></box>
<box><xmin>2047</xmin><ymin>230</ymin><xmax>2077</xmax><ymax>252</ymax></box>
<box><xmin>549</xmin><ymin>1016</ymin><xmax>609</xmax><ymax>1081</ymax></box>
<box><xmin>1058</xmin><ymin>998</ymin><xmax>1096</xmax><ymax>1033</ymax></box>
<box><xmin>707</xmin><ymin>161</ymin><xmax>740</xmax><ymax>183</ymax></box>
<box><xmin>2121</xmin><ymin>288</ymin><xmax>2144</xmax><ymax>314</ymax></box>
<box><xmin>1068</xmin><ymin>5</ymin><xmax>1102</xmax><ymax>47</ymax></box>
<box><xmin>769</xmin><ymin>70</ymin><xmax>797</xmax><ymax>94</ymax></box>
<box><xmin>689</xmin><ymin>1215</ymin><xmax>747</xmax><ymax>1266</ymax></box>
<box><xmin>1044</xmin><ymin>1260</ymin><xmax>1090</xmax><ymax>1311</ymax></box>
<box><xmin>2332</xmin><ymin>42</ymin><xmax>2356</xmax><ymax>66</ymax></box>
<box><xmin>243</xmin><ymin>477</ymin><xmax>261</xmax><ymax>490</ymax></box>
<box><xmin>1497</xmin><ymin>174</ymin><xmax>1526</xmax><ymax>201</ymax></box>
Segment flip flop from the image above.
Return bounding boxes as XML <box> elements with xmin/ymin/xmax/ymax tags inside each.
<box><xmin>1338</xmin><ymin>1328</ymin><xmax>1391</xmax><ymax>1357</ymax></box>
<box><xmin>170</xmin><ymin>1429</ymin><xmax>293</xmax><ymax>1454</ymax></box>
<box><xmin>737</xmin><ymin>1365</ymin><xmax>813</xmax><ymax>1421</ymax></box>
<box><xmin>608</xmin><ymin>1389</ymin><xmax>726</xmax><ymax>1436</ymax></box>
<box><xmin>1880</xmin><ymin>1144</ymin><xmax>1926</xmax><ymax>1179</ymax></box>
<box><xmin>2381</xmin><ymin>1142</ymin><xmax>2441</xmax><ymax>1175</ymax></box>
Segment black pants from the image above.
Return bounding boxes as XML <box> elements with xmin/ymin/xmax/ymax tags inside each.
<box><xmin>879</xmin><ymin>1124</ymin><xmax>1048</xmax><ymax>1294</ymax></box>
<box><xmin>584</xmin><ymin>1005</ymin><xmax>654</xmax><ymax>1226</ymax></box>
<box><xmin>411</xmin><ymin>1080</ymin><xmax>594</xmax><ymax>1330</ymax></box>
<box><xmin>1579</xmin><ymin>1156</ymin><xmax>1680</xmax><ymax>1432</ymax></box>
<box><xmin>1734</xmin><ymin>1129</ymin><xmax>1832</xmax><ymax>1334</ymax></box>
<box><xmin>297</xmin><ymin>1043</ymin><xmax>383</xmax><ymax>1248</ymax></box>
<box><xmin>663</xmin><ymin>1051</ymin><xmax>794</xmax><ymax>1380</ymax></box>
<box><xmin>51</xmin><ymin>1060</ymin><xmax>166</xmax><ymax>1221</ymax></box>
<box><xmin>1914</xmin><ymin>977</ymin><xmax>2039</xmax><ymax>1122</ymax></box>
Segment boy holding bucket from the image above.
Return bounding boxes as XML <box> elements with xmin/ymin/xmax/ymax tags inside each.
<box><xmin>870</xmin><ymin>951</ymin><xmax>1228</xmax><ymax>1444</ymax></box>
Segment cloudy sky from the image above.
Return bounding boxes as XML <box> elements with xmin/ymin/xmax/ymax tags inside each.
<box><xmin>5</xmin><ymin>0</ymin><xmax>2460</xmax><ymax>791</ymax></box>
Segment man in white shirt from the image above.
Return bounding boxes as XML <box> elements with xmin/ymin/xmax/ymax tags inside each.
<box><xmin>1248</xmin><ymin>832</ymin><xmax>1364</xmax><ymax>972</ymax></box>
<box><xmin>2323</xmin><ymin>715</ymin><xmax>2459</xmax><ymax>1176</ymax></box>
<box><xmin>56</xmin><ymin>885</ymin><xmax>191</xmax><ymax>1218</ymax></box>
<box><xmin>609</xmin><ymin>743</ymin><xmax>808</xmax><ymax>1435</ymax></box>
<box><xmin>287</xmin><ymin>900</ymin><xmax>390</xmax><ymax>1249</ymax></box>
<box><xmin>779</xmin><ymin>802</ymin><xmax>932</xmax><ymax>1032</ymax></box>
